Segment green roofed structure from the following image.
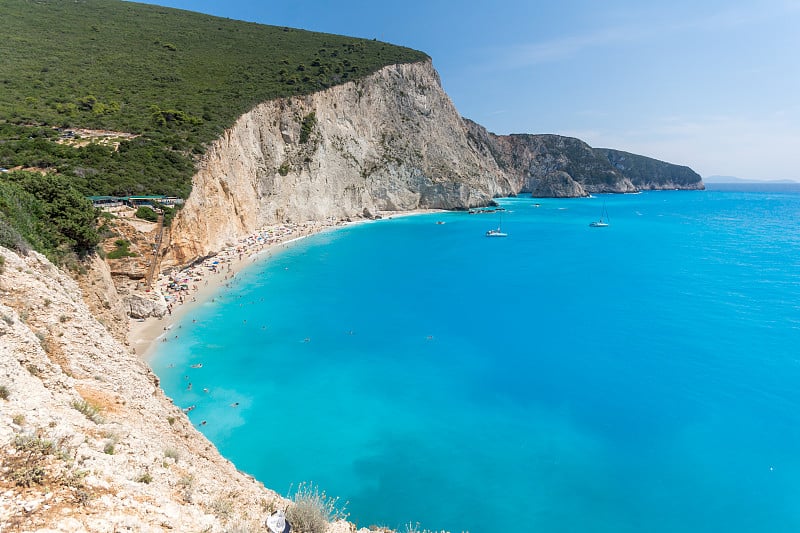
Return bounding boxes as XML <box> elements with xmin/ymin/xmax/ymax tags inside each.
<box><xmin>87</xmin><ymin>195</ymin><xmax>184</xmax><ymax>208</ymax></box>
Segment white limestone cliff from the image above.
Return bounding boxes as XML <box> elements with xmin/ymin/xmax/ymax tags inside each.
<box><xmin>167</xmin><ymin>60</ymin><xmax>513</xmax><ymax>265</ymax></box>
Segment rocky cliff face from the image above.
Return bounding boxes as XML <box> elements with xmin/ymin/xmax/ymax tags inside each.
<box><xmin>489</xmin><ymin>133</ymin><xmax>636</xmax><ymax>194</ymax></box>
<box><xmin>595</xmin><ymin>148</ymin><xmax>705</xmax><ymax>191</ymax></box>
<box><xmin>467</xmin><ymin>128</ymin><xmax>702</xmax><ymax>196</ymax></box>
<box><xmin>167</xmin><ymin>60</ymin><xmax>513</xmax><ymax>265</ymax></box>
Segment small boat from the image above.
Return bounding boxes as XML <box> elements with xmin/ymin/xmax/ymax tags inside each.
<box><xmin>190</xmin><ymin>363</ymin><xmax>203</xmax><ymax>369</ymax></box>
<box><xmin>436</xmin><ymin>220</ymin><xmax>445</xmax><ymax>225</ymax></box>
<box><xmin>589</xmin><ymin>202</ymin><xmax>610</xmax><ymax>227</ymax></box>
<box><xmin>486</xmin><ymin>212</ymin><xmax>508</xmax><ymax>237</ymax></box>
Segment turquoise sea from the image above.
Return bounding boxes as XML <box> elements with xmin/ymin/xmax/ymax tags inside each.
<box><xmin>151</xmin><ymin>184</ymin><xmax>800</xmax><ymax>532</ymax></box>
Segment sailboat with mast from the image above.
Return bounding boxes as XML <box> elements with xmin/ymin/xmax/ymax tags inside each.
<box><xmin>486</xmin><ymin>212</ymin><xmax>508</xmax><ymax>237</ymax></box>
<box><xmin>589</xmin><ymin>201</ymin><xmax>610</xmax><ymax>228</ymax></box>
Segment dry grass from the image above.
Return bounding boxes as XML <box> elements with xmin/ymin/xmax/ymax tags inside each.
<box><xmin>286</xmin><ymin>482</ymin><xmax>348</xmax><ymax>533</ymax></box>
<box><xmin>1</xmin><ymin>428</ymin><xmax>113</xmax><ymax>531</ymax></box>
<box><xmin>70</xmin><ymin>399</ymin><xmax>104</xmax><ymax>424</ymax></box>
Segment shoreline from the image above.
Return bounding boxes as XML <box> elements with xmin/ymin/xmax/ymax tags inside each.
<box><xmin>128</xmin><ymin>209</ymin><xmax>444</xmax><ymax>359</ymax></box>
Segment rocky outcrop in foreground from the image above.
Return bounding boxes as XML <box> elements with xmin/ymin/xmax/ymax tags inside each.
<box><xmin>0</xmin><ymin>246</ymin><xmax>283</xmax><ymax>531</ymax></box>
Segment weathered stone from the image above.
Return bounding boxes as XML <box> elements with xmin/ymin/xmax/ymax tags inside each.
<box><xmin>125</xmin><ymin>294</ymin><xmax>167</xmax><ymax>319</ymax></box>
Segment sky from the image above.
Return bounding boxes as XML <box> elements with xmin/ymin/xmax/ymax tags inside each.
<box><xmin>134</xmin><ymin>0</ymin><xmax>800</xmax><ymax>180</ymax></box>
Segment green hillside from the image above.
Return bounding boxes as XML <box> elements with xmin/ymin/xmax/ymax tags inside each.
<box><xmin>0</xmin><ymin>0</ymin><xmax>426</xmax><ymax>261</ymax></box>
<box><xmin>0</xmin><ymin>0</ymin><xmax>426</xmax><ymax>151</ymax></box>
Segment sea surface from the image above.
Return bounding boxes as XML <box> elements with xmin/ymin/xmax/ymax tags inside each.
<box><xmin>151</xmin><ymin>184</ymin><xmax>800</xmax><ymax>533</ymax></box>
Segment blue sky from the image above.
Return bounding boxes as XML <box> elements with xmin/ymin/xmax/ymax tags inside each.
<box><xmin>135</xmin><ymin>0</ymin><xmax>800</xmax><ymax>180</ymax></box>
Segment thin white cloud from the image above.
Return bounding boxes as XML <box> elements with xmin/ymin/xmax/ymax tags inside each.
<box><xmin>486</xmin><ymin>1</ymin><xmax>800</xmax><ymax>71</ymax></box>
<box><xmin>496</xmin><ymin>26</ymin><xmax>641</xmax><ymax>67</ymax></box>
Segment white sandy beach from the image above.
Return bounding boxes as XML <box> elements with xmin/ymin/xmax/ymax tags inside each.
<box><xmin>129</xmin><ymin>209</ymin><xmax>444</xmax><ymax>359</ymax></box>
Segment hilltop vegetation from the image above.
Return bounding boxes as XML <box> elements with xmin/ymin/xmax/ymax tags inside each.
<box><xmin>0</xmin><ymin>0</ymin><xmax>426</xmax><ymax>154</ymax></box>
<box><xmin>0</xmin><ymin>0</ymin><xmax>426</xmax><ymax>260</ymax></box>
<box><xmin>0</xmin><ymin>173</ymin><xmax>100</xmax><ymax>264</ymax></box>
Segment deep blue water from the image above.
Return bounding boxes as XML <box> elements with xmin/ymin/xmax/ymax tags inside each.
<box><xmin>151</xmin><ymin>185</ymin><xmax>800</xmax><ymax>533</ymax></box>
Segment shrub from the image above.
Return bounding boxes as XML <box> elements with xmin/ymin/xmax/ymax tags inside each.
<box><xmin>12</xmin><ymin>413</ymin><xmax>24</xmax><ymax>425</ymax></box>
<box><xmin>178</xmin><ymin>474</ymin><xmax>195</xmax><ymax>503</ymax></box>
<box><xmin>210</xmin><ymin>498</ymin><xmax>233</xmax><ymax>519</ymax></box>
<box><xmin>9</xmin><ymin>434</ymin><xmax>55</xmax><ymax>487</ymax></box>
<box><xmin>158</xmin><ymin>203</ymin><xmax>177</xmax><ymax>226</ymax></box>
<box><xmin>136</xmin><ymin>471</ymin><xmax>153</xmax><ymax>484</ymax></box>
<box><xmin>71</xmin><ymin>399</ymin><xmax>104</xmax><ymax>424</ymax></box>
<box><xmin>164</xmin><ymin>447</ymin><xmax>181</xmax><ymax>462</ymax></box>
<box><xmin>0</xmin><ymin>384</ymin><xmax>9</xmax><ymax>399</ymax></box>
<box><xmin>0</xmin><ymin>174</ymin><xmax>99</xmax><ymax>261</ymax></box>
<box><xmin>286</xmin><ymin>482</ymin><xmax>348</xmax><ymax>533</ymax></box>
<box><xmin>0</xmin><ymin>215</ymin><xmax>31</xmax><ymax>255</ymax></box>
<box><xmin>299</xmin><ymin>112</ymin><xmax>317</xmax><ymax>144</ymax></box>
<box><xmin>103</xmin><ymin>441</ymin><xmax>115</xmax><ymax>455</ymax></box>
<box><xmin>106</xmin><ymin>239</ymin><xmax>137</xmax><ymax>259</ymax></box>
<box><xmin>134</xmin><ymin>206</ymin><xmax>158</xmax><ymax>222</ymax></box>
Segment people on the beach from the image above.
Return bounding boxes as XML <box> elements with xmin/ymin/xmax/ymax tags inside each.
<box><xmin>143</xmin><ymin>220</ymin><xmax>347</xmax><ymax>361</ymax></box>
